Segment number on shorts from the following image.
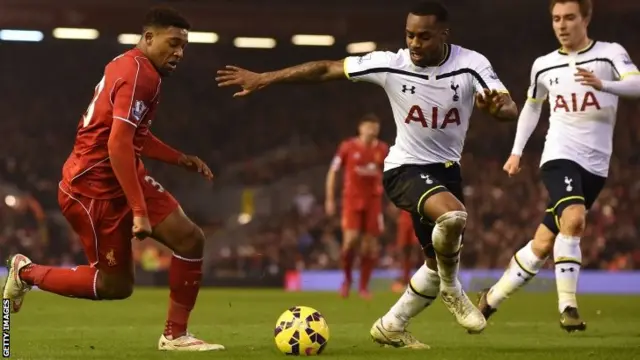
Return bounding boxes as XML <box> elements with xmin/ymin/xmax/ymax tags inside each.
<box><xmin>144</xmin><ymin>175</ymin><xmax>165</xmax><ymax>193</ymax></box>
<box><xmin>83</xmin><ymin>75</ymin><xmax>106</xmax><ymax>127</ymax></box>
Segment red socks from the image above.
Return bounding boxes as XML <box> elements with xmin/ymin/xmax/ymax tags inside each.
<box><xmin>164</xmin><ymin>254</ymin><xmax>203</xmax><ymax>338</ymax></box>
<box><xmin>341</xmin><ymin>249</ymin><xmax>355</xmax><ymax>284</ymax></box>
<box><xmin>19</xmin><ymin>255</ymin><xmax>203</xmax><ymax>339</ymax></box>
<box><xmin>20</xmin><ymin>265</ymin><xmax>98</xmax><ymax>299</ymax></box>
<box><xmin>359</xmin><ymin>256</ymin><xmax>377</xmax><ymax>291</ymax></box>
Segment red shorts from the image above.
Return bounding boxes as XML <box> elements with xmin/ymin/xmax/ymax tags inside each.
<box><xmin>58</xmin><ymin>175</ymin><xmax>179</xmax><ymax>273</ymax></box>
<box><xmin>341</xmin><ymin>197</ymin><xmax>383</xmax><ymax>236</ymax></box>
<box><xmin>397</xmin><ymin>211</ymin><xmax>417</xmax><ymax>246</ymax></box>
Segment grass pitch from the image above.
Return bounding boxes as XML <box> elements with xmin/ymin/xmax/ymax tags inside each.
<box><xmin>6</xmin><ymin>289</ymin><xmax>640</xmax><ymax>359</ymax></box>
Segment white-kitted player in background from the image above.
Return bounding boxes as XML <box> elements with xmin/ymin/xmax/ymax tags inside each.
<box><xmin>216</xmin><ymin>1</ymin><xmax>519</xmax><ymax>348</ymax></box>
<box><xmin>478</xmin><ymin>0</ymin><xmax>640</xmax><ymax>332</ymax></box>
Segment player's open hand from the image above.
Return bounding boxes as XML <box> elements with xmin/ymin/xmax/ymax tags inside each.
<box><xmin>503</xmin><ymin>154</ymin><xmax>522</xmax><ymax>177</ymax></box>
<box><xmin>575</xmin><ymin>67</ymin><xmax>603</xmax><ymax>90</ymax></box>
<box><xmin>476</xmin><ymin>89</ymin><xmax>507</xmax><ymax>115</ymax></box>
<box><xmin>132</xmin><ymin>216</ymin><xmax>152</xmax><ymax>240</ymax></box>
<box><xmin>179</xmin><ymin>154</ymin><xmax>214</xmax><ymax>180</ymax></box>
<box><xmin>216</xmin><ymin>65</ymin><xmax>265</xmax><ymax>97</ymax></box>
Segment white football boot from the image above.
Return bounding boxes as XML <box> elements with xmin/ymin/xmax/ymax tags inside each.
<box><xmin>370</xmin><ymin>318</ymin><xmax>430</xmax><ymax>349</ymax></box>
<box><xmin>2</xmin><ymin>254</ymin><xmax>33</xmax><ymax>313</ymax></box>
<box><xmin>440</xmin><ymin>280</ymin><xmax>486</xmax><ymax>334</ymax></box>
<box><xmin>158</xmin><ymin>332</ymin><xmax>225</xmax><ymax>351</ymax></box>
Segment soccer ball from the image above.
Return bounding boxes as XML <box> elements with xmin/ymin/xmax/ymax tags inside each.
<box><xmin>274</xmin><ymin>306</ymin><xmax>330</xmax><ymax>356</ymax></box>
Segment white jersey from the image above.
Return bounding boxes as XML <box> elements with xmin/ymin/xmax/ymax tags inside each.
<box><xmin>343</xmin><ymin>44</ymin><xmax>508</xmax><ymax>171</ymax></box>
<box><xmin>527</xmin><ymin>41</ymin><xmax>639</xmax><ymax>177</ymax></box>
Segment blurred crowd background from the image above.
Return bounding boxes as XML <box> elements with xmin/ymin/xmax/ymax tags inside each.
<box><xmin>1</xmin><ymin>0</ymin><xmax>639</xmax><ymax>282</ymax></box>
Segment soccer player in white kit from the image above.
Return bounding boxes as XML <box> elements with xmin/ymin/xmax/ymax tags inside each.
<box><xmin>216</xmin><ymin>1</ymin><xmax>518</xmax><ymax>347</ymax></box>
<box><xmin>478</xmin><ymin>0</ymin><xmax>640</xmax><ymax>332</ymax></box>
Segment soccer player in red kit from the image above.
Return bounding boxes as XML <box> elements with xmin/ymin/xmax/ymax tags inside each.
<box><xmin>325</xmin><ymin>114</ymin><xmax>389</xmax><ymax>299</ymax></box>
<box><xmin>393</xmin><ymin>209</ymin><xmax>419</xmax><ymax>292</ymax></box>
<box><xmin>1</xmin><ymin>8</ymin><xmax>224</xmax><ymax>351</ymax></box>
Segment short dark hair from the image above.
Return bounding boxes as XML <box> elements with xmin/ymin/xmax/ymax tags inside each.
<box><xmin>409</xmin><ymin>1</ymin><xmax>449</xmax><ymax>22</ymax></box>
<box><xmin>143</xmin><ymin>7</ymin><xmax>191</xmax><ymax>31</ymax></box>
<box><xmin>549</xmin><ymin>0</ymin><xmax>592</xmax><ymax>18</ymax></box>
<box><xmin>359</xmin><ymin>113</ymin><xmax>380</xmax><ymax>124</ymax></box>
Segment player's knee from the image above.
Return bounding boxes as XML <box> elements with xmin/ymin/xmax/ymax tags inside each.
<box><xmin>96</xmin><ymin>272</ymin><xmax>134</xmax><ymax>300</ymax></box>
<box><xmin>422</xmin><ymin>192</ymin><xmax>465</xmax><ymax>223</ymax></box>
<box><xmin>360</xmin><ymin>236</ymin><xmax>378</xmax><ymax>255</ymax></box>
<box><xmin>435</xmin><ymin>210</ymin><xmax>467</xmax><ymax>236</ymax></box>
<box><xmin>559</xmin><ymin>205</ymin><xmax>586</xmax><ymax>236</ymax></box>
<box><xmin>174</xmin><ymin>224</ymin><xmax>206</xmax><ymax>258</ymax></box>
<box><xmin>342</xmin><ymin>230</ymin><xmax>359</xmax><ymax>249</ymax></box>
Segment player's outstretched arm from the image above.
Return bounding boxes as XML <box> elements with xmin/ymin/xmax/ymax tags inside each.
<box><xmin>142</xmin><ymin>134</ymin><xmax>214</xmax><ymax>180</ymax></box>
<box><xmin>216</xmin><ymin>60</ymin><xmax>346</xmax><ymax>97</ymax></box>
<box><xmin>502</xmin><ymin>99</ymin><xmax>543</xmax><ymax>177</ymax></box>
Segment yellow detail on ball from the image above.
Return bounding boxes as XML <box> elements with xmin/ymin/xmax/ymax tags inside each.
<box><xmin>274</xmin><ymin>306</ymin><xmax>330</xmax><ymax>356</ymax></box>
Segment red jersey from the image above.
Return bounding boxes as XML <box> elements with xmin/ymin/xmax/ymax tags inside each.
<box><xmin>331</xmin><ymin>137</ymin><xmax>389</xmax><ymax>198</ymax></box>
<box><xmin>62</xmin><ymin>48</ymin><xmax>161</xmax><ymax>199</ymax></box>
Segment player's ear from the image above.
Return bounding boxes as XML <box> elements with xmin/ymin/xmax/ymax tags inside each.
<box><xmin>143</xmin><ymin>30</ymin><xmax>154</xmax><ymax>45</ymax></box>
<box><xmin>441</xmin><ymin>27</ymin><xmax>450</xmax><ymax>39</ymax></box>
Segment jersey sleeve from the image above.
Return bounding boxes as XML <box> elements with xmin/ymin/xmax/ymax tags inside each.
<box><xmin>109</xmin><ymin>59</ymin><xmax>157</xmax><ymax>127</ymax></box>
<box><xmin>470</xmin><ymin>53</ymin><xmax>509</xmax><ymax>94</ymax></box>
<box><xmin>343</xmin><ymin>51</ymin><xmax>395</xmax><ymax>86</ymax></box>
<box><xmin>610</xmin><ymin>43</ymin><xmax>640</xmax><ymax>80</ymax></box>
<box><xmin>526</xmin><ymin>58</ymin><xmax>548</xmax><ymax>102</ymax></box>
<box><xmin>330</xmin><ymin>141</ymin><xmax>350</xmax><ymax>171</ymax></box>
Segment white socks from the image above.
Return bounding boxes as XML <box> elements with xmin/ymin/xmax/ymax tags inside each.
<box><xmin>554</xmin><ymin>234</ymin><xmax>582</xmax><ymax>313</ymax></box>
<box><xmin>487</xmin><ymin>240</ymin><xmax>547</xmax><ymax>308</ymax></box>
<box><xmin>382</xmin><ymin>264</ymin><xmax>440</xmax><ymax>331</ymax></box>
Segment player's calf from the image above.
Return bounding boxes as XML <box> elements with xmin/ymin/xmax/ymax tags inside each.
<box><xmin>152</xmin><ymin>208</ymin><xmax>207</xmax><ymax>339</ymax></box>
<box><xmin>358</xmin><ymin>235</ymin><xmax>378</xmax><ymax>299</ymax></box>
<box><xmin>11</xmin><ymin>255</ymin><xmax>135</xmax><ymax>303</ymax></box>
<box><xmin>422</xmin><ymin>193</ymin><xmax>466</xmax><ymax>281</ymax></box>
<box><xmin>339</xmin><ymin>229</ymin><xmax>360</xmax><ymax>297</ymax></box>
<box><xmin>96</xmin><ymin>271</ymin><xmax>134</xmax><ymax>300</ymax></box>
<box><xmin>483</xmin><ymin>225</ymin><xmax>552</xmax><ymax>319</ymax></box>
<box><xmin>555</xmin><ymin>205</ymin><xmax>585</xmax><ymax>318</ymax></box>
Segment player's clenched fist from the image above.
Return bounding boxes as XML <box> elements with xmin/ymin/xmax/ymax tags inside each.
<box><xmin>216</xmin><ymin>65</ymin><xmax>265</xmax><ymax>97</ymax></box>
<box><xmin>132</xmin><ymin>216</ymin><xmax>152</xmax><ymax>240</ymax></box>
<box><xmin>503</xmin><ymin>154</ymin><xmax>522</xmax><ymax>177</ymax></box>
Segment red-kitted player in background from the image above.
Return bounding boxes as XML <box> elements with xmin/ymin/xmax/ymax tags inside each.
<box><xmin>392</xmin><ymin>209</ymin><xmax>420</xmax><ymax>292</ymax></box>
<box><xmin>325</xmin><ymin>114</ymin><xmax>389</xmax><ymax>299</ymax></box>
<box><xmin>2</xmin><ymin>7</ymin><xmax>224</xmax><ymax>352</ymax></box>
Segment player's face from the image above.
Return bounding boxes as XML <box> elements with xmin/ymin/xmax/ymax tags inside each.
<box><xmin>359</xmin><ymin>121</ymin><xmax>380</xmax><ymax>139</ymax></box>
<box><xmin>551</xmin><ymin>2</ymin><xmax>589</xmax><ymax>50</ymax></box>
<box><xmin>144</xmin><ymin>26</ymin><xmax>188</xmax><ymax>76</ymax></box>
<box><xmin>405</xmin><ymin>14</ymin><xmax>448</xmax><ymax>67</ymax></box>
